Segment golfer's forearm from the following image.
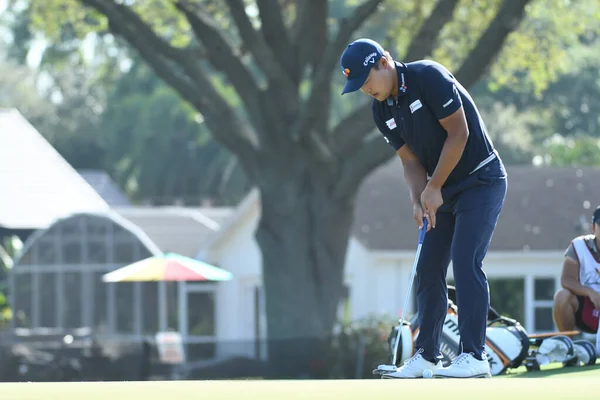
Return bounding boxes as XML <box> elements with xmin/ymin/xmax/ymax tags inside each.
<box><xmin>561</xmin><ymin>277</ymin><xmax>594</xmax><ymax>297</ymax></box>
<box><xmin>429</xmin><ymin>133</ymin><xmax>468</xmax><ymax>189</ymax></box>
<box><xmin>402</xmin><ymin>160</ymin><xmax>428</xmax><ymax>207</ymax></box>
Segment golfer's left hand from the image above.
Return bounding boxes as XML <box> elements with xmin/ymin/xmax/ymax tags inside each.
<box><xmin>420</xmin><ymin>184</ymin><xmax>443</xmax><ymax>231</ymax></box>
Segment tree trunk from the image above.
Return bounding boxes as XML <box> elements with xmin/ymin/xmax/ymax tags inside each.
<box><xmin>255</xmin><ymin>170</ymin><xmax>355</xmax><ymax>378</ymax></box>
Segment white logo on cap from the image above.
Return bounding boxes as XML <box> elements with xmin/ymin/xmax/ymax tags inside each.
<box><xmin>363</xmin><ymin>52</ymin><xmax>377</xmax><ymax>66</ymax></box>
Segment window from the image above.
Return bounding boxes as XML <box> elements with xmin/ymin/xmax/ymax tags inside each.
<box><xmin>533</xmin><ymin>278</ymin><xmax>556</xmax><ymax>332</ymax></box>
<box><xmin>535</xmin><ymin>278</ymin><xmax>555</xmax><ymax>301</ymax></box>
<box><xmin>142</xmin><ymin>282</ymin><xmax>159</xmax><ymax>334</ymax></box>
<box><xmin>63</xmin><ymin>272</ymin><xmax>82</xmax><ymax>328</ymax></box>
<box><xmin>489</xmin><ymin>278</ymin><xmax>525</xmax><ymax>323</ymax></box>
<box><xmin>115</xmin><ymin>283</ymin><xmax>135</xmax><ymax>333</ymax></box>
<box><xmin>138</xmin><ymin>243</ymin><xmax>152</xmax><ymax>260</ymax></box>
<box><xmin>18</xmin><ymin>251</ymin><xmax>34</xmax><ymax>265</ymax></box>
<box><xmin>185</xmin><ymin>288</ymin><xmax>217</xmax><ymax>362</ymax></box>
<box><xmin>187</xmin><ymin>291</ymin><xmax>215</xmax><ymax>336</ymax></box>
<box><xmin>12</xmin><ymin>214</ymin><xmax>163</xmax><ymax>337</ymax></box>
<box><xmin>446</xmin><ymin>278</ymin><xmax>525</xmax><ymax>323</ymax></box>
<box><xmin>93</xmin><ymin>271</ymin><xmax>109</xmax><ymax>332</ymax></box>
<box><xmin>534</xmin><ymin>307</ymin><xmax>555</xmax><ymax>332</ymax></box>
<box><xmin>114</xmin><ymin>240</ymin><xmax>136</xmax><ymax>264</ymax></box>
<box><xmin>87</xmin><ymin>218</ymin><xmax>109</xmax><ymax>237</ymax></box>
<box><xmin>38</xmin><ymin>273</ymin><xmax>57</xmax><ymax>327</ymax></box>
<box><xmin>36</xmin><ymin>239</ymin><xmax>57</xmax><ymax>265</ymax></box>
<box><xmin>60</xmin><ymin>220</ymin><xmax>82</xmax><ymax>239</ymax></box>
<box><xmin>88</xmin><ymin>240</ymin><xmax>108</xmax><ymax>264</ymax></box>
<box><xmin>63</xmin><ymin>240</ymin><xmax>83</xmax><ymax>264</ymax></box>
<box><xmin>14</xmin><ymin>273</ymin><xmax>32</xmax><ymax>328</ymax></box>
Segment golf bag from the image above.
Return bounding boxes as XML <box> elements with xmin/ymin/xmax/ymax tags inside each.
<box><xmin>386</xmin><ymin>286</ymin><xmax>530</xmax><ymax>376</ymax></box>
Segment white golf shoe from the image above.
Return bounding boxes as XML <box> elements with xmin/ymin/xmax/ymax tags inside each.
<box><xmin>381</xmin><ymin>349</ymin><xmax>442</xmax><ymax>379</ymax></box>
<box><xmin>434</xmin><ymin>352</ymin><xmax>491</xmax><ymax>378</ymax></box>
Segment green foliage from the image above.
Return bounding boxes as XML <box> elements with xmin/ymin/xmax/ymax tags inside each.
<box><xmin>7</xmin><ymin>0</ymin><xmax>600</xmax><ymax>195</ymax></box>
<box><xmin>488</xmin><ymin>278</ymin><xmax>525</xmax><ymax>323</ymax></box>
<box><xmin>431</xmin><ymin>0</ymin><xmax>503</xmax><ymax>69</ymax></box>
<box><xmin>25</xmin><ymin>0</ymin><xmax>598</xmax><ymax>100</ymax></box>
<box><xmin>1</xmin><ymin>2</ymin><xmax>249</xmax><ymax>205</ymax></box>
<box><xmin>0</xmin><ymin>57</ymin><xmax>58</xmax><ymax>133</ymax></box>
<box><xmin>99</xmin><ymin>59</ymin><xmax>250</xmax><ymax>205</ymax></box>
<box><xmin>471</xmin><ymin>25</ymin><xmax>600</xmax><ymax>166</ymax></box>
<box><xmin>534</xmin><ymin>135</ymin><xmax>600</xmax><ymax>167</ymax></box>
<box><xmin>323</xmin><ymin>314</ymin><xmax>397</xmax><ymax>379</ymax></box>
<box><xmin>29</xmin><ymin>0</ymin><xmax>107</xmax><ymax>41</ymax></box>
<box><xmin>374</xmin><ymin>0</ymin><xmax>600</xmax><ymax>96</ymax></box>
<box><xmin>489</xmin><ymin>0</ymin><xmax>600</xmax><ymax>96</ymax></box>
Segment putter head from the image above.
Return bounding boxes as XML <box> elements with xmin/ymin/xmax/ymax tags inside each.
<box><xmin>372</xmin><ymin>364</ymin><xmax>397</xmax><ymax>375</ymax></box>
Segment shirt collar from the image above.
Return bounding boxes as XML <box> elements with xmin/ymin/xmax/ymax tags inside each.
<box><xmin>385</xmin><ymin>61</ymin><xmax>408</xmax><ymax>106</ymax></box>
<box><xmin>396</xmin><ymin>61</ymin><xmax>409</xmax><ymax>97</ymax></box>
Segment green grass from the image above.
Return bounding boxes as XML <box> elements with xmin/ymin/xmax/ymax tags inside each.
<box><xmin>499</xmin><ymin>359</ymin><xmax>600</xmax><ymax>378</ymax></box>
<box><xmin>2</xmin><ymin>364</ymin><xmax>599</xmax><ymax>400</ymax></box>
<box><xmin>1</xmin><ymin>377</ymin><xmax>598</xmax><ymax>400</ymax></box>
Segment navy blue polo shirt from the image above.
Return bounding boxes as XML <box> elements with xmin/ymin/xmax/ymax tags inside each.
<box><xmin>372</xmin><ymin>60</ymin><xmax>495</xmax><ymax>188</ymax></box>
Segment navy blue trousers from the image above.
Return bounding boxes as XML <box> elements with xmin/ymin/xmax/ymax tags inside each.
<box><xmin>414</xmin><ymin>158</ymin><xmax>507</xmax><ymax>362</ymax></box>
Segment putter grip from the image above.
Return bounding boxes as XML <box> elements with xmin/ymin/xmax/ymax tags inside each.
<box><xmin>418</xmin><ymin>218</ymin><xmax>428</xmax><ymax>244</ymax></box>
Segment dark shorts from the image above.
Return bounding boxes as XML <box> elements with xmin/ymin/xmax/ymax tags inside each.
<box><xmin>575</xmin><ymin>296</ymin><xmax>599</xmax><ymax>334</ymax></box>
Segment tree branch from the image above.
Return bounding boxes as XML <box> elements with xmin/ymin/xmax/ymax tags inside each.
<box><xmin>256</xmin><ymin>0</ymin><xmax>295</xmax><ymax>77</ymax></box>
<box><xmin>330</xmin><ymin>102</ymin><xmax>376</xmax><ymax>154</ymax></box>
<box><xmin>455</xmin><ymin>0</ymin><xmax>531</xmax><ymax>88</ymax></box>
<box><xmin>404</xmin><ymin>0</ymin><xmax>461</xmax><ymax>61</ymax></box>
<box><xmin>334</xmin><ymin>134</ymin><xmax>392</xmax><ymax>198</ymax></box>
<box><xmin>79</xmin><ymin>0</ymin><xmax>260</xmax><ymax>174</ymax></box>
<box><xmin>292</xmin><ymin>0</ymin><xmax>384</xmax><ymax>141</ymax></box>
<box><xmin>81</xmin><ymin>0</ymin><xmax>195</xmax><ymax>61</ymax></box>
<box><xmin>223</xmin><ymin>0</ymin><xmax>297</xmax><ymax>103</ymax></box>
<box><xmin>292</xmin><ymin>1</ymin><xmax>328</xmax><ymax>80</ymax></box>
<box><xmin>80</xmin><ymin>0</ymin><xmax>197</xmax><ymax>101</ymax></box>
<box><xmin>173</xmin><ymin>1</ymin><xmax>266</xmax><ymax>134</ymax></box>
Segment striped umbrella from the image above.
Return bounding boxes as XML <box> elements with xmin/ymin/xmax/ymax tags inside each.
<box><xmin>102</xmin><ymin>252</ymin><xmax>233</xmax><ymax>282</ymax></box>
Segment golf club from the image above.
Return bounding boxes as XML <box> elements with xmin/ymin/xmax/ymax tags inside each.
<box><xmin>374</xmin><ymin>218</ymin><xmax>427</xmax><ymax>374</ymax></box>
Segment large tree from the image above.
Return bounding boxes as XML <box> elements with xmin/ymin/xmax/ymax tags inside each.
<box><xmin>25</xmin><ymin>0</ymin><xmax>594</xmax><ymax>375</ymax></box>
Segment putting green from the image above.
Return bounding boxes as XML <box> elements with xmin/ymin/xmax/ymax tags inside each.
<box><xmin>2</xmin><ymin>370</ymin><xmax>599</xmax><ymax>400</ymax></box>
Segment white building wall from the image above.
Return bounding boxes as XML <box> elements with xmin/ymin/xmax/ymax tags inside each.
<box><xmin>206</xmin><ymin>208</ymin><xmax>264</xmax><ymax>359</ymax></box>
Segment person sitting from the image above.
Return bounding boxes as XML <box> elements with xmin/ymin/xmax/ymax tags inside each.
<box><xmin>553</xmin><ymin>206</ymin><xmax>600</xmax><ymax>336</ymax></box>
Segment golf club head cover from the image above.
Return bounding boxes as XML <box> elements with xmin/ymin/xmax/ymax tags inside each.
<box><xmin>572</xmin><ymin>339</ymin><xmax>597</xmax><ymax>366</ymax></box>
<box><xmin>535</xmin><ymin>335</ymin><xmax>574</xmax><ymax>366</ymax></box>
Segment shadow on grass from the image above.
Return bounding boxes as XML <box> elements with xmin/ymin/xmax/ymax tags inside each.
<box><xmin>503</xmin><ymin>363</ymin><xmax>600</xmax><ymax>378</ymax></box>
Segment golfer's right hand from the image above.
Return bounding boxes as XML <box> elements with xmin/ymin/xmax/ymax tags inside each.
<box><xmin>413</xmin><ymin>204</ymin><xmax>425</xmax><ymax>230</ymax></box>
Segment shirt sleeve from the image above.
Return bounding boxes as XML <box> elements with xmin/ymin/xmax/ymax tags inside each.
<box><xmin>565</xmin><ymin>242</ymin><xmax>578</xmax><ymax>261</ymax></box>
<box><xmin>419</xmin><ymin>63</ymin><xmax>463</xmax><ymax>120</ymax></box>
<box><xmin>372</xmin><ymin>102</ymin><xmax>405</xmax><ymax>151</ymax></box>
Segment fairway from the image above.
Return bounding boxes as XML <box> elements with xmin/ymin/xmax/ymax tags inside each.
<box><xmin>3</xmin><ymin>367</ymin><xmax>600</xmax><ymax>400</ymax></box>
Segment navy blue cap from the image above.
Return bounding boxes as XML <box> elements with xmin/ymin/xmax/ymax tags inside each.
<box><xmin>340</xmin><ymin>38</ymin><xmax>384</xmax><ymax>95</ymax></box>
<box><xmin>593</xmin><ymin>206</ymin><xmax>600</xmax><ymax>225</ymax></box>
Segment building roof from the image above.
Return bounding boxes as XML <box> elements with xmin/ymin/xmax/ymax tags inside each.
<box><xmin>114</xmin><ymin>206</ymin><xmax>234</xmax><ymax>257</ymax></box>
<box><xmin>353</xmin><ymin>158</ymin><xmax>600</xmax><ymax>251</ymax></box>
<box><xmin>0</xmin><ymin>108</ymin><xmax>108</xmax><ymax>230</ymax></box>
<box><xmin>78</xmin><ymin>169</ymin><xmax>132</xmax><ymax>207</ymax></box>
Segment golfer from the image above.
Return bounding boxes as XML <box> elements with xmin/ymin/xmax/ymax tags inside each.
<box><xmin>340</xmin><ymin>38</ymin><xmax>507</xmax><ymax>378</ymax></box>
